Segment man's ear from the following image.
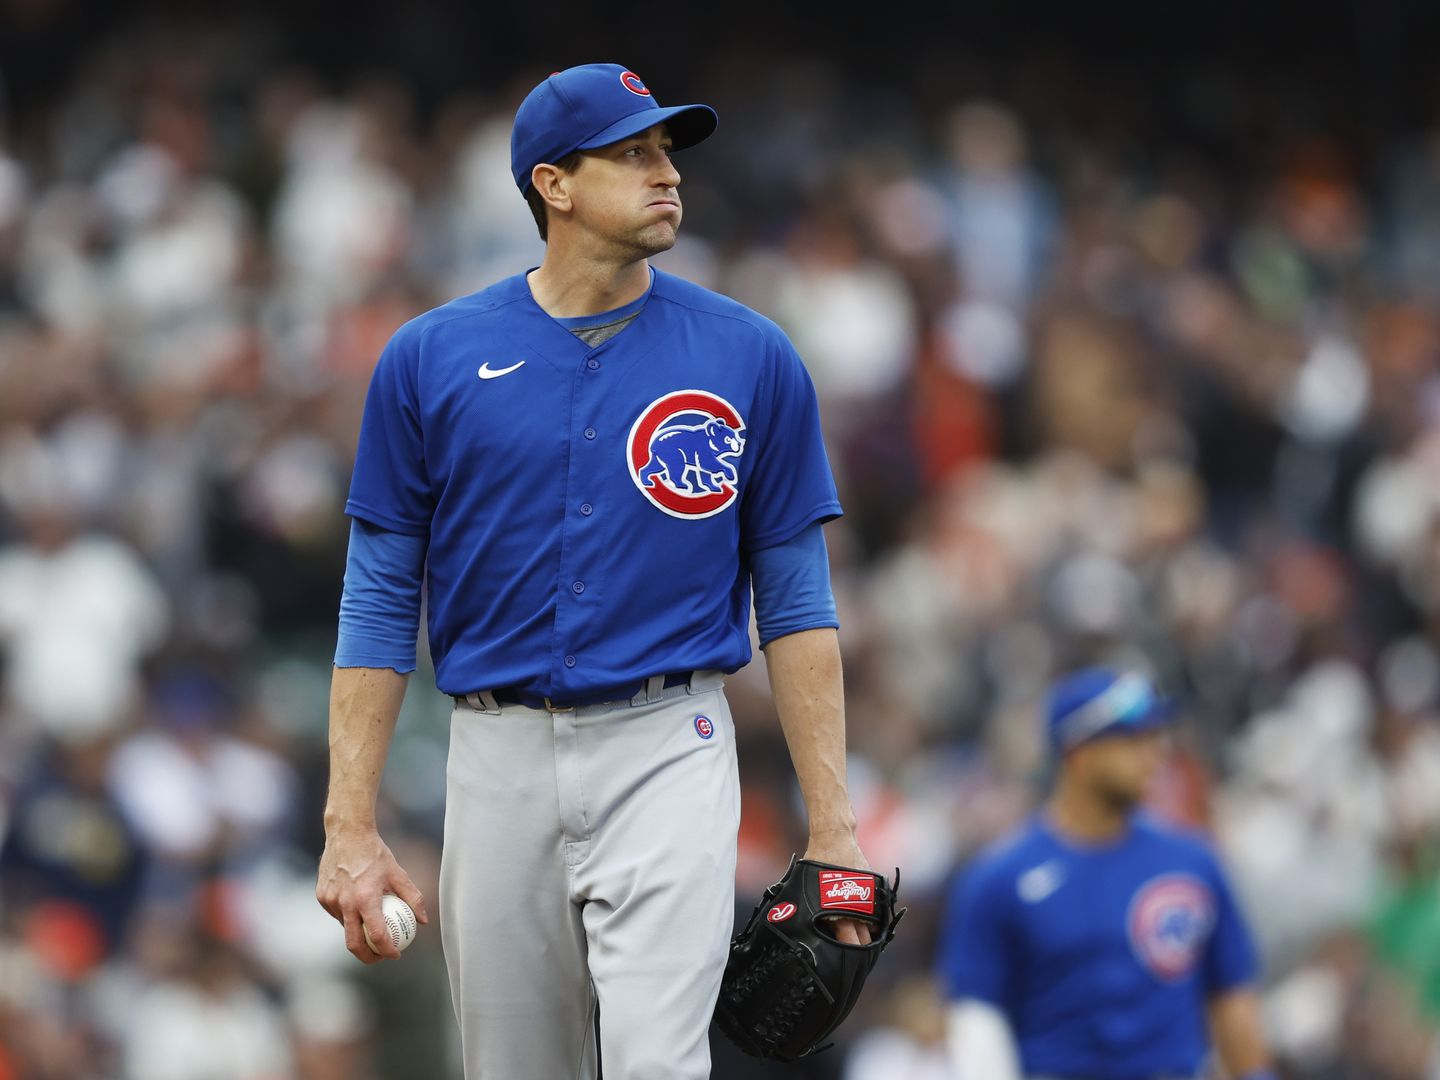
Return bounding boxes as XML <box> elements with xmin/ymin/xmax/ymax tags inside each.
<box><xmin>531</xmin><ymin>163</ymin><xmax>573</xmax><ymax>214</ymax></box>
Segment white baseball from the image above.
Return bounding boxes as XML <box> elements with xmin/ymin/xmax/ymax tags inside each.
<box><xmin>364</xmin><ymin>893</ymin><xmax>418</xmax><ymax>954</ymax></box>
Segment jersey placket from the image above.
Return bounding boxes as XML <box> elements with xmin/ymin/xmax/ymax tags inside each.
<box><xmin>549</xmin><ymin>343</ymin><xmax>610</xmax><ymax>700</ymax></box>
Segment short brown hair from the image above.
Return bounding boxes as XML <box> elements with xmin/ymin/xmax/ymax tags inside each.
<box><xmin>523</xmin><ymin>150</ymin><xmax>585</xmax><ymax>241</ymax></box>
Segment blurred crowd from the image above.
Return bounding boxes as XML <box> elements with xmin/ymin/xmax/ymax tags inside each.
<box><xmin>2</xmin><ymin>16</ymin><xmax>1440</xmax><ymax>1080</ymax></box>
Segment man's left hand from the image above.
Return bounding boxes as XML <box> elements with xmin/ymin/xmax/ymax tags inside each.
<box><xmin>803</xmin><ymin>831</ymin><xmax>873</xmax><ymax>945</ymax></box>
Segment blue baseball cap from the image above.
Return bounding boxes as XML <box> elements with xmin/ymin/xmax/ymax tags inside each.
<box><xmin>510</xmin><ymin>63</ymin><xmax>718</xmax><ymax>192</ymax></box>
<box><xmin>1046</xmin><ymin>667</ymin><xmax>1177</xmax><ymax>753</ymax></box>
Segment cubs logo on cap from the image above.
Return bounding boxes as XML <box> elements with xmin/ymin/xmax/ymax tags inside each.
<box><xmin>1127</xmin><ymin>874</ymin><xmax>1215</xmax><ymax>981</ymax></box>
<box><xmin>627</xmin><ymin>389</ymin><xmax>746</xmax><ymax>519</ymax></box>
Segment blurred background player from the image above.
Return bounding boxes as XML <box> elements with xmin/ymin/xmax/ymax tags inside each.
<box><xmin>938</xmin><ymin>668</ymin><xmax>1275</xmax><ymax>1080</ymax></box>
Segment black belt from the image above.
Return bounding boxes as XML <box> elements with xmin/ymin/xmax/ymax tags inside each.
<box><xmin>471</xmin><ymin>671</ymin><xmax>696</xmax><ymax>712</ymax></box>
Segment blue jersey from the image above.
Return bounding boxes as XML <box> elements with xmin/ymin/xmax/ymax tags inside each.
<box><xmin>937</xmin><ymin>813</ymin><xmax>1259</xmax><ymax>1080</ymax></box>
<box><xmin>344</xmin><ymin>267</ymin><xmax>842</xmax><ymax>698</ymax></box>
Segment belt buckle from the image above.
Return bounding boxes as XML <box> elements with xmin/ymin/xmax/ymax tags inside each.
<box><xmin>543</xmin><ymin>696</ymin><xmax>573</xmax><ymax>713</ymax></box>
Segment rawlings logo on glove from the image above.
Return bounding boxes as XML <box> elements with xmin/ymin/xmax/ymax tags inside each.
<box><xmin>819</xmin><ymin>872</ymin><xmax>875</xmax><ymax>913</ymax></box>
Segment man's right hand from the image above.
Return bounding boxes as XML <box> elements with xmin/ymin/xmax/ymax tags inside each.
<box><xmin>316</xmin><ymin>825</ymin><xmax>430</xmax><ymax>964</ymax></box>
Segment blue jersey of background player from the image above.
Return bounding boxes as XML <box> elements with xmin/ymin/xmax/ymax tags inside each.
<box><xmin>938</xmin><ymin>668</ymin><xmax>1275</xmax><ymax>1080</ymax></box>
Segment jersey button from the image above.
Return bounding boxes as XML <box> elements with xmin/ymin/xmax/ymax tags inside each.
<box><xmin>564</xmin><ymin>654</ymin><xmax>577</xmax><ymax>668</ymax></box>
<box><xmin>580</xmin><ymin>503</ymin><xmax>593</xmax><ymax>516</ymax></box>
<box><xmin>572</xmin><ymin>580</ymin><xmax>585</xmax><ymax>594</ymax></box>
<box><xmin>584</xmin><ymin>427</ymin><xmax>597</xmax><ymax>440</ymax></box>
<box><xmin>586</xmin><ymin>358</ymin><xmax>600</xmax><ymax>371</ymax></box>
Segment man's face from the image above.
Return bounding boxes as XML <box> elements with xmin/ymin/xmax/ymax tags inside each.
<box><xmin>565</xmin><ymin>123</ymin><xmax>682</xmax><ymax>258</ymax></box>
<box><xmin>1069</xmin><ymin>727</ymin><xmax>1168</xmax><ymax>812</ymax></box>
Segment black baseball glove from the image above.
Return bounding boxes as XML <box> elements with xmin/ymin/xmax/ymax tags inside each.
<box><xmin>714</xmin><ymin>856</ymin><xmax>904</xmax><ymax>1061</ymax></box>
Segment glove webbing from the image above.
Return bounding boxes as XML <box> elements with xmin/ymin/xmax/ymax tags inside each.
<box><xmin>724</xmin><ymin>931</ymin><xmax>835</xmax><ymax>1056</ymax></box>
<box><xmin>725</xmin><ymin>944</ymin><xmax>829</xmax><ymax>1059</ymax></box>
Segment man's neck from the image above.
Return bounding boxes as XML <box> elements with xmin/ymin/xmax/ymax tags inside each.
<box><xmin>527</xmin><ymin>245</ymin><xmax>652</xmax><ymax>319</ymax></box>
<box><xmin>1045</xmin><ymin>779</ymin><xmax>1132</xmax><ymax>844</ymax></box>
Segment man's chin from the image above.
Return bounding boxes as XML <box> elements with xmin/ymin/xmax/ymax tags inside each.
<box><xmin>631</xmin><ymin>224</ymin><xmax>679</xmax><ymax>258</ymax></box>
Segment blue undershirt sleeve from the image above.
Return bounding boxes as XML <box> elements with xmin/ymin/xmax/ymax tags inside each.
<box><xmin>334</xmin><ymin>517</ymin><xmax>427</xmax><ymax>673</ymax></box>
<box><xmin>749</xmin><ymin>521</ymin><xmax>839</xmax><ymax>649</ymax></box>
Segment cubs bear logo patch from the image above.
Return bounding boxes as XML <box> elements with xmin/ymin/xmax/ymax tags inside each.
<box><xmin>627</xmin><ymin>390</ymin><xmax>746</xmax><ymax>519</ymax></box>
<box><xmin>1127</xmin><ymin>874</ymin><xmax>1215</xmax><ymax>981</ymax></box>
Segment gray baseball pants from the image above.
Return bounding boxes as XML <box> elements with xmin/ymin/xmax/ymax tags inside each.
<box><xmin>439</xmin><ymin>671</ymin><xmax>740</xmax><ymax>1079</ymax></box>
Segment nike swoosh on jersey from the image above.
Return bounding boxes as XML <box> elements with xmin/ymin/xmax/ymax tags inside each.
<box><xmin>1017</xmin><ymin>859</ymin><xmax>1066</xmax><ymax>903</ymax></box>
<box><xmin>477</xmin><ymin>360</ymin><xmax>526</xmax><ymax>380</ymax></box>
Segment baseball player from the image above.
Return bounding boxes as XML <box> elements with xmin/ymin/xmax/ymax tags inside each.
<box><xmin>938</xmin><ymin>667</ymin><xmax>1275</xmax><ymax>1080</ymax></box>
<box><xmin>314</xmin><ymin>62</ymin><xmax>872</xmax><ymax>1079</ymax></box>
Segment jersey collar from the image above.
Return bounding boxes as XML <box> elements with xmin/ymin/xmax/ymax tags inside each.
<box><xmin>549</xmin><ymin>266</ymin><xmax>654</xmax><ymax>333</ymax></box>
<box><xmin>494</xmin><ymin>265</ymin><xmax>666</xmax><ymax>377</ymax></box>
